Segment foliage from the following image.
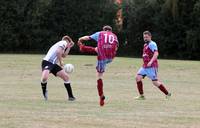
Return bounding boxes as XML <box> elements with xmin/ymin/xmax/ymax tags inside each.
<box><xmin>0</xmin><ymin>0</ymin><xmax>200</xmax><ymax>60</ymax></box>
<box><xmin>0</xmin><ymin>0</ymin><xmax>118</xmax><ymax>53</ymax></box>
<box><xmin>122</xmin><ymin>0</ymin><xmax>200</xmax><ymax>59</ymax></box>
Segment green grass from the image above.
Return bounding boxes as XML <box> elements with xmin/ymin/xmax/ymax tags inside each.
<box><xmin>0</xmin><ymin>54</ymin><xmax>200</xmax><ymax>128</ymax></box>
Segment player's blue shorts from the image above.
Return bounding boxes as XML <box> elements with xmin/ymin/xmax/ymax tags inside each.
<box><xmin>96</xmin><ymin>59</ymin><xmax>112</xmax><ymax>73</ymax></box>
<box><xmin>137</xmin><ymin>67</ymin><xmax>158</xmax><ymax>81</ymax></box>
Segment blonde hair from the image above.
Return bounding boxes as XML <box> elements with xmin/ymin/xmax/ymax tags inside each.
<box><xmin>62</xmin><ymin>35</ymin><xmax>72</xmax><ymax>43</ymax></box>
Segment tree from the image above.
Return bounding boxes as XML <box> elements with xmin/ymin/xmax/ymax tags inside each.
<box><xmin>163</xmin><ymin>0</ymin><xmax>179</xmax><ymax>19</ymax></box>
<box><xmin>0</xmin><ymin>0</ymin><xmax>118</xmax><ymax>53</ymax></box>
<box><xmin>121</xmin><ymin>0</ymin><xmax>200</xmax><ymax>60</ymax></box>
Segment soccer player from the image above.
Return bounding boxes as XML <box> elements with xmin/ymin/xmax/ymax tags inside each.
<box><xmin>135</xmin><ymin>31</ymin><xmax>171</xmax><ymax>100</ymax></box>
<box><xmin>40</xmin><ymin>35</ymin><xmax>76</xmax><ymax>101</ymax></box>
<box><xmin>77</xmin><ymin>25</ymin><xmax>118</xmax><ymax>106</ymax></box>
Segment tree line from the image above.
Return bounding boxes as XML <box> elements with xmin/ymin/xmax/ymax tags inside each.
<box><xmin>121</xmin><ymin>0</ymin><xmax>200</xmax><ymax>60</ymax></box>
<box><xmin>0</xmin><ymin>0</ymin><xmax>199</xmax><ymax>60</ymax></box>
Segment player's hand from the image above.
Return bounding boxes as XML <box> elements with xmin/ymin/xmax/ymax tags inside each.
<box><xmin>67</xmin><ymin>42</ymin><xmax>74</xmax><ymax>48</ymax></box>
<box><xmin>147</xmin><ymin>62</ymin><xmax>152</xmax><ymax>67</ymax></box>
<box><xmin>95</xmin><ymin>47</ymin><xmax>98</xmax><ymax>53</ymax></box>
<box><xmin>69</xmin><ymin>42</ymin><xmax>74</xmax><ymax>47</ymax></box>
<box><xmin>60</xmin><ymin>60</ymin><xmax>64</xmax><ymax>68</ymax></box>
<box><xmin>77</xmin><ymin>40</ymin><xmax>83</xmax><ymax>46</ymax></box>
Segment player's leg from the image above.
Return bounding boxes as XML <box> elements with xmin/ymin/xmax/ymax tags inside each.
<box><xmin>147</xmin><ymin>68</ymin><xmax>171</xmax><ymax>98</ymax></box>
<box><xmin>41</xmin><ymin>70</ymin><xmax>50</xmax><ymax>100</ymax></box>
<box><xmin>78</xmin><ymin>42</ymin><xmax>97</xmax><ymax>54</ymax></box>
<box><xmin>135</xmin><ymin>67</ymin><xmax>146</xmax><ymax>100</ymax></box>
<box><xmin>97</xmin><ymin>72</ymin><xmax>104</xmax><ymax>97</ymax></box>
<box><xmin>40</xmin><ymin>60</ymin><xmax>52</xmax><ymax>100</ymax></box>
<box><xmin>97</xmin><ymin>72</ymin><xmax>105</xmax><ymax>106</ymax></box>
<box><xmin>55</xmin><ymin>66</ymin><xmax>75</xmax><ymax>101</ymax></box>
<box><xmin>152</xmin><ymin>80</ymin><xmax>171</xmax><ymax>98</ymax></box>
<box><xmin>96</xmin><ymin>60</ymin><xmax>107</xmax><ymax>106</ymax></box>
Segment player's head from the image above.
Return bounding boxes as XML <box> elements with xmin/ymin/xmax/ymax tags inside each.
<box><xmin>143</xmin><ymin>31</ymin><xmax>152</xmax><ymax>42</ymax></box>
<box><xmin>103</xmin><ymin>25</ymin><xmax>112</xmax><ymax>31</ymax></box>
<box><xmin>62</xmin><ymin>35</ymin><xmax>72</xmax><ymax>43</ymax></box>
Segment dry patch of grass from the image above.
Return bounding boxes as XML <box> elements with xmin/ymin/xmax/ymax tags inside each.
<box><xmin>0</xmin><ymin>54</ymin><xmax>200</xmax><ymax>128</ymax></box>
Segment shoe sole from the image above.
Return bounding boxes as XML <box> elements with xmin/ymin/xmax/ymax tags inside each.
<box><xmin>68</xmin><ymin>97</ymin><xmax>76</xmax><ymax>101</ymax></box>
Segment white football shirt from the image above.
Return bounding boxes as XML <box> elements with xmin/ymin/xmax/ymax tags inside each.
<box><xmin>43</xmin><ymin>40</ymin><xmax>68</xmax><ymax>64</ymax></box>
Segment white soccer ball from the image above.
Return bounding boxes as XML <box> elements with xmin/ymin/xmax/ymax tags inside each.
<box><xmin>64</xmin><ymin>64</ymin><xmax>74</xmax><ymax>74</ymax></box>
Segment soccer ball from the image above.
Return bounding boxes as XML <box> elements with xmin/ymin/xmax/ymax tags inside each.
<box><xmin>64</xmin><ymin>64</ymin><xmax>74</xmax><ymax>74</ymax></box>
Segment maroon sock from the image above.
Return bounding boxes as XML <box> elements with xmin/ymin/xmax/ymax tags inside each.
<box><xmin>158</xmin><ymin>84</ymin><xmax>169</xmax><ymax>95</ymax></box>
<box><xmin>97</xmin><ymin>79</ymin><xmax>103</xmax><ymax>97</ymax></box>
<box><xmin>137</xmin><ymin>81</ymin><xmax>143</xmax><ymax>95</ymax></box>
<box><xmin>80</xmin><ymin>45</ymin><xmax>96</xmax><ymax>54</ymax></box>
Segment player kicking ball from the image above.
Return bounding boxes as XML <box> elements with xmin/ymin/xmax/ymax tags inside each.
<box><xmin>40</xmin><ymin>35</ymin><xmax>76</xmax><ymax>101</ymax></box>
<box><xmin>135</xmin><ymin>31</ymin><xmax>171</xmax><ymax>100</ymax></box>
<box><xmin>78</xmin><ymin>25</ymin><xmax>119</xmax><ymax>106</ymax></box>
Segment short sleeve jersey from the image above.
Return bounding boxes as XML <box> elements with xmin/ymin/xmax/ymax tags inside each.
<box><xmin>142</xmin><ymin>41</ymin><xmax>158</xmax><ymax>68</ymax></box>
<box><xmin>43</xmin><ymin>40</ymin><xmax>68</xmax><ymax>64</ymax></box>
<box><xmin>90</xmin><ymin>31</ymin><xmax>118</xmax><ymax>60</ymax></box>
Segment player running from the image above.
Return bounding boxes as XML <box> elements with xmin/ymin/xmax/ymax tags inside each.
<box><xmin>40</xmin><ymin>35</ymin><xmax>76</xmax><ymax>101</ymax></box>
<box><xmin>77</xmin><ymin>25</ymin><xmax>119</xmax><ymax>106</ymax></box>
<box><xmin>135</xmin><ymin>31</ymin><xmax>171</xmax><ymax>100</ymax></box>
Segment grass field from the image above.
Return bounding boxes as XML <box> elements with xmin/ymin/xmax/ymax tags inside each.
<box><xmin>0</xmin><ymin>54</ymin><xmax>200</xmax><ymax>128</ymax></box>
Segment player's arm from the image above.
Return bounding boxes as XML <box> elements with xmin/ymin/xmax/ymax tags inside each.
<box><xmin>77</xmin><ymin>33</ymin><xmax>99</xmax><ymax>54</ymax></box>
<box><xmin>62</xmin><ymin>35</ymin><xmax>74</xmax><ymax>57</ymax></box>
<box><xmin>78</xmin><ymin>32</ymin><xmax>99</xmax><ymax>44</ymax></box>
<box><xmin>62</xmin><ymin>42</ymin><xmax>74</xmax><ymax>58</ymax></box>
<box><xmin>115</xmin><ymin>37</ymin><xmax>119</xmax><ymax>51</ymax></box>
<box><xmin>147</xmin><ymin>42</ymin><xmax>158</xmax><ymax>67</ymax></box>
<box><xmin>150</xmin><ymin>51</ymin><xmax>158</xmax><ymax>63</ymax></box>
<box><xmin>56</xmin><ymin>47</ymin><xmax>65</xmax><ymax>67</ymax></box>
<box><xmin>147</xmin><ymin>51</ymin><xmax>159</xmax><ymax>67</ymax></box>
<box><xmin>78</xmin><ymin>36</ymin><xmax>90</xmax><ymax>44</ymax></box>
<box><xmin>115</xmin><ymin>46</ymin><xmax>118</xmax><ymax>52</ymax></box>
<box><xmin>62</xmin><ymin>47</ymin><xmax>70</xmax><ymax>58</ymax></box>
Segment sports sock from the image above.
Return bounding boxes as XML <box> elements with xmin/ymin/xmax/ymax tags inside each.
<box><xmin>64</xmin><ymin>82</ymin><xmax>74</xmax><ymax>98</ymax></box>
<box><xmin>137</xmin><ymin>81</ymin><xmax>144</xmax><ymax>95</ymax></box>
<box><xmin>97</xmin><ymin>79</ymin><xmax>103</xmax><ymax>97</ymax></box>
<box><xmin>158</xmin><ymin>84</ymin><xmax>169</xmax><ymax>95</ymax></box>
<box><xmin>80</xmin><ymin>45</ymin><xmax>96</xmax><ymax>54</ymax></box>
<box><xmin>41</xmin><ymin>82</ymin><xmax>47</xmax><ymax>96</ymax></box>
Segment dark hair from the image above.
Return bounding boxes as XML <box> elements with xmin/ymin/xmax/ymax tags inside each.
<box><xmin>143</xmin><ymin>31</ymin><xmax>152</xmax><ymax>36</ymax></box>
<box><xmin>103</xmin><ymin>25</ymin><xmax>112</xmax><ymax>31</ymax></box>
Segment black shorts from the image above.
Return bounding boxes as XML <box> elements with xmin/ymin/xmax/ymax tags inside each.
<box><xmin>41</xmin><ymin>60</ymin><xmax>63</xmax><ymax>76</ymax></box>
